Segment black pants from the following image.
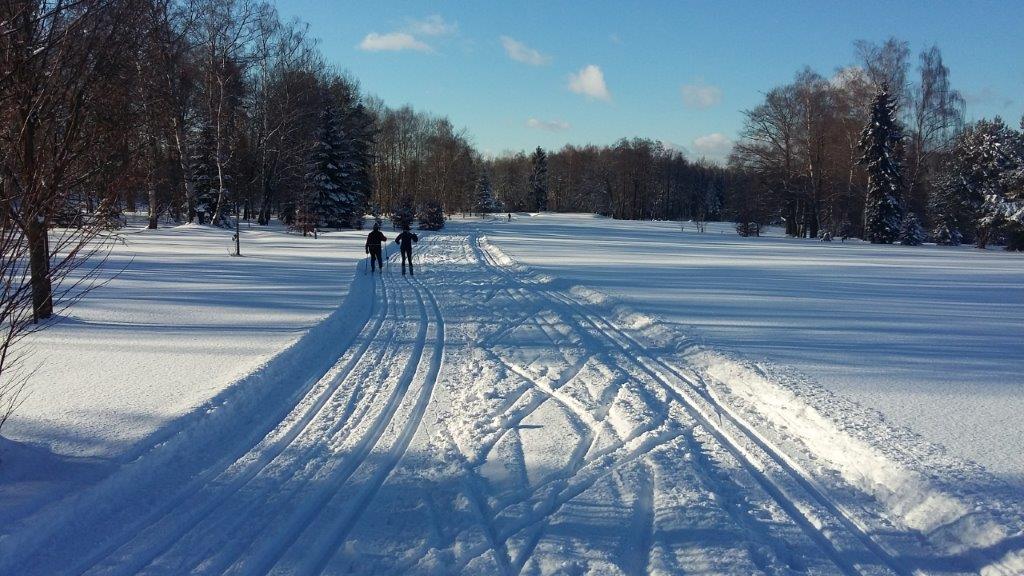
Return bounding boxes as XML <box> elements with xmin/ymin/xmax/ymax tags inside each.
<box><xmin>369</xmin><ymin>246</ymin><xmax>383</xmax><ymax>271</ymax></box>
<box><xmin>401</xmin><ymin>247</ymin><xmax>413</xmax><ymax>274</ymax></box>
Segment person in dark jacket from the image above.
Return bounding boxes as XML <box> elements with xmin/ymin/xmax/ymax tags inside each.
<box><xmin>394</xmin><ymin>224</ymin><xmax>419</xmax><ymax>275</ymax></box>
<box><xmin>365</xmin><ymin>223</ymin><xmax>387</xmax><ymax>273</ymax></box>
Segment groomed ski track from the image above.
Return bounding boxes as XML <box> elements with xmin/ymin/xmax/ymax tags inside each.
<box><xmin>4</xmin><ymin>230</ymin><xmax>1008</xmax><ymax>575</ymax></box>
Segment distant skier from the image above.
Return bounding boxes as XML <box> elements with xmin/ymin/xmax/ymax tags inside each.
<box><xmin>507</xmin><ymin>212</ymin><xmax>512</xmax><ymax>222</ymax></box>
<box><xmin>365</xmin><ymin>222</ymin><xmax>387</xmax><ymax>273</ymax></box>
<box><xmin>394</xmin><ymin>224</ymin><xmax>419</xmax><ymax>276</ymax></box>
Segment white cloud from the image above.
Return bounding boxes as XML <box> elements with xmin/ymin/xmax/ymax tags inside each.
<box><xmin>568</xmin><ymin>65</ymin><xmax>611</xmax><ymax>101</ymax></box>
<box><xmin>609</xmin><ymin>33</ymin><xmax>623</xmax><ymax>45</ymax></box>
<box><xmin>409</xmin><ymin>15</ymin><xmax>457</xmax><ymax>36</ymax></box>
<box><xmin>692</xmin><ymin>133</ymin><xmax>733</xmax><ymax>161</ymax></box>
<box><xmin>501</xmin><ymin>36</ymin><xmax>550</xmax><ymax>66</ymax></box>
<box><xmin>681</xmin><ymin>80</ymin><xmax>722</xmax><ymax>109</ymax></box>
<box><xmin>527</xmin><ymin>118</ymin><xmax>571</xmax><ymax>131</ymax></box>
<box><xmin>358</xmin><ymin>32</ymin><xmax>432</xmax><ymax>52</ymax></box>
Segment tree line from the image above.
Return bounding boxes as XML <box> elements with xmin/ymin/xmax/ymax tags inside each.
<box><xmin>729</xmin><ymin>38</ymin><xmax>1023</xmax><ymax>247</ymax></box>
<box><xmin>480</xmin><ymin>142</ymin><xmax>732</xmax><ymax>224</ymax></box>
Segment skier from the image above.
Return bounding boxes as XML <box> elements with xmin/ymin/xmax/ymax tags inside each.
<box><xmin>507</xmin><ymin>212</ymin><xmax>512</xmax><ymax>222</ymax></box>
<box><xmin>394</xmin><ymin>224</ymin><xmax>419</xmax><ymax>276</ymax></box>
<box><xmin>365</xmin><ymin>222</ymin><xmax>387</xmax><ymax>274</ymax></box>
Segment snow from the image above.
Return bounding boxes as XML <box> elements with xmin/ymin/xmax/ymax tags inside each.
<box><xmin>1</xmin><ymin>222</ymin><xmax>370</xmax><ymax>519</ymax></box>
<box><xmin>1</xmin><ymin>214</ymin><xmax>1022</xmax><ymax>575</ymax></box>
<box><xmin>482</xmin><ymin>214</ymin><xmax>1024</xmax><ymax>483</ymax></box>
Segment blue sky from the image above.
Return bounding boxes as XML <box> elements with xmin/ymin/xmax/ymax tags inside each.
<box><xmin>275</xmin><ymin>1</ymin><xmax>1023</xmax><ymax>161</ymax></box>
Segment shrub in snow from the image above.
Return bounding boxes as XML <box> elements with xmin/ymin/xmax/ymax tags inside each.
<box><xmin>819</xmin><ymin>230</ymin><xmax>834</xmax><ymax>242</ymax></box>
<box><xmin>899</xmin><ymin>212</ymin><xmax>925</xmax><ymax>246</ymax></box>
<box><xmin>735</xmin><ymin>221</ymin><xmax>760</xmax><ymax>237</ymax></box>
<box><xmin>418</xmin><ymin>200</ymin><xmax>445</xmax><ymax>230</ymax></box>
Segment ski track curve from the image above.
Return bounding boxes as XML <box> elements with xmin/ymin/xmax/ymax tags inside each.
<box><xmin>11</xmin><ymin>229</ymin><xmax>991</xmax><ymax>575</ymax></box>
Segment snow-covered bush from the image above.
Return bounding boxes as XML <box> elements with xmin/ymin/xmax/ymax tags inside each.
<box><xmin>899</xmin><ymin>212</ymin><xmax>925</xmax><ymax>246</ymax></box>
<box><xmin>735</xmin><ymin>221</ymin><xmax>760</xmax><ymax>237</ymax></box>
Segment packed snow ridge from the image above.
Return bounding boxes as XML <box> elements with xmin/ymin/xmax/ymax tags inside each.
<box><xmin>1</xmin><ymin>216</ymin><xmax>1022</xmax><ymax>575</ymax></box>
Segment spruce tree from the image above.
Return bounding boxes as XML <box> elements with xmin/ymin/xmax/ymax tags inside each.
<box><xmin>945</xmin><ymin>117</ymin><xmax>1021</xmax><ymax>247</ymax></box>
<box><xmin>899</xmin><ymin>212</ymin><xmax>925</xmax><ymax>245</ymax></box>
<box><xmin>190</xmin><ymin>120</ymin><xmax>219</xmax><ymax>225</ymax></box>
<box><xmin>475</xmin><ymin>172</ymin><xmax>499</xmax><ymax>216</ymax></box>
<box><xmin>530</xmin><ymin>147</ymin><xmax>549</xmax><ymax>211</ymax></box>
<box><xmin>306</xmin><ymin>102</ymin><xmax>348</xmax><ymax>229</ymax></box>
<box><xmin>335</xmin><ymin>102</ymin><xmax>374</xmax><ymax>229</ymax></box>
<box><xmin>858</xmin><ymin>85</ymin><xmax>905</xmax><ymax>243</ymax></box>
<box><xmin>928</xmin><ymin>170</ymin><xmax>969</xmax><ymax>245</ymax></box>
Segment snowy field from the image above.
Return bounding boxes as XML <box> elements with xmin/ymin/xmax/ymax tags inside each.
<box><xmin>0</xmin><ymin>222</ymin><xmax>370</xmax><ymax>521</ymax></box>
<box><xmin>1</xmin><ymin>215</ymin><xmax>1022</xmax><ymax>575</ymax></box>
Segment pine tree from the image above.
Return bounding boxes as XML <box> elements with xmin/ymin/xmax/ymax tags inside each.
<box><xmin>945</xmin><ymin>117</ymin><xmax>1021</xmax><ymax>248</ymax></box>
<box><xmin>475</xmin><ymin>172</ymin><xmax>499</xmax><ymax>216</ymax></box>
<box><xmin>306</xmin><ymin>102</ymin><xmax>349</xmax><ymax>229</ymax></box>
<box><xmin>338</xmin><ymin>102</ymin><xmax>374</xmax><ymax>229</ymax></box>
<box><xmin>418</xmin><ymin>200</ymin><xmax>445</xmax><ymax>230</ymax></box>
<box><xmin>928</xmin><ymin>170</ymin><xmax>969</xmax><ymax>245</ymax></box>
<box><xmin>190</xmin><ymin>120</ymin><xmax>219</xmax><ymax>225</ymax></box>
<box><xmin>899</xmin><ymin>212</ymin><xmax>925</xmax><ymax>245</ymax></box>
<box><xmin>530</xmin><ymin>147</ymin><xmax>548</xmax><ymax>212</ymax></box>
<box><xmin>858</xmin><ymin>85</ymin><xmax>905</xmax><ymax>243</ymax></box>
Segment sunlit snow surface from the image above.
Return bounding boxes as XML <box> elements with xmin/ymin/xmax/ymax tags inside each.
<box><xmin>1</xmin><ymin>214</ymin><xmax>1021</xmax><ymax>575</ymax></box>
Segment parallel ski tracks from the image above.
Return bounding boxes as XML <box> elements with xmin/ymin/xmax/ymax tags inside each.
<box><xmin>69</xmin><ymin>240</ymin><xmax>447</xmax><ymax>576</ymax></box>
<box><xmin>473</xmin><ymin>233</ymin><xmax>908</xmax><ymax>576</ymax></box>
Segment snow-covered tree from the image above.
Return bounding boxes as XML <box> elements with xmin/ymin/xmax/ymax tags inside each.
<box><xmin>475</xmin><ymin>172</ymin><xmax>500</xmax><ymax>216</ymax></box>
<box><xmin>338</xmin><ymin>102</ymin><xmax>374</xmax><ymax>228</ymax></box>
<box><xmin>306</xmin><ymin>102</ymin><xmax>351</xmax><ymax>229</ymax></box>
<box><xmin>530</xmin><ymin>147</ymin><xmax>548</xmax><ymax>211</ymax></box>
<box><xmin>928</xmin><ymin>170</ymin><xmax>970</xmax><ymax>245</ymax></box>
<box><xmin>899</xmin><ymin>212</ymin><xmax>925</xmax><ymax>245</ymax></box>
<box><xmin>938</xmin><ymin>117</ymin><xmax>1021</xmax><ymax>248</ymax></box>
<box><xmin>418</xmin><ymin>200</ymin><xmax>445</xmax><ymax>230</ymax></box>
<box><xmin>858</xmin><ymin>85</ymin><xmax>905</xmax><ymax>243</ymax></box>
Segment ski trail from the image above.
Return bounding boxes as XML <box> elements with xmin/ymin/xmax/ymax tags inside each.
<box><xmin>475</xmin><ymin>233</ymin><xmax>893</xmax><ymax>576</ymax></box>
<box><xmin>262</xmin><ymin>268</ymin><xmax>446</xmax><ymax>576</ymax></box>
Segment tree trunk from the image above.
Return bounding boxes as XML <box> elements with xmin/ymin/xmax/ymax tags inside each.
<box><xmin>28</xmin><ymin>218</ymin><xmax>53</xmax><ymax>321</ymax></box>
<box><xmin>148</xmin><ymin>187</ymin><xmax>159</xmax><ymax>229</ymax></box>
<box><xmin>172</xmin><ymin>120</ymin><xmax>197</xmax><ymax>222</ymax></box>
